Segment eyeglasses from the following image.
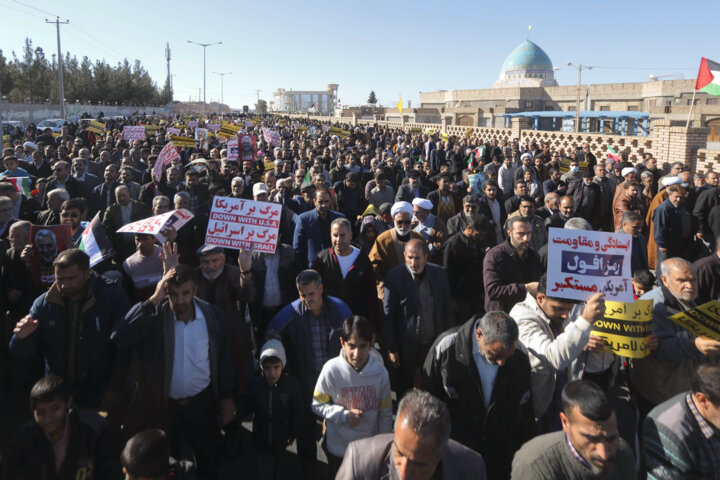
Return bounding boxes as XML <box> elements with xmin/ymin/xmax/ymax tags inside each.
<box><xmin>395</xmin><ymin>220</ymin><xmax>411</xmax><ymax>226</ymax></box>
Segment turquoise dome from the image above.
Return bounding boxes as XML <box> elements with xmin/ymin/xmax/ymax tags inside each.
<box><xmin>498</xmin><ymin>40</ymin><xmax>555</xmax><ymax>83</ymax></box>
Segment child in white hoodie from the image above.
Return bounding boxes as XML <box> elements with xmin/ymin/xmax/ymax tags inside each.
<box><xmin>312</xmin><ymin>315</ymin><xmax>393</xmax><ymax>477</ymax></box>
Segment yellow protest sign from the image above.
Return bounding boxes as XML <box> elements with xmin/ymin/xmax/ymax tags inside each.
<box><xmin>170</xmin><ymin>135</ymin><xmax>196</xmax><ymax>148</ymax></box>
<box><xmin>409</xmin><ymin>127</ymin><xmax>422</xmax><ymax>134</ymax></box>
<box><xmin>297</xmin><ymin>126</ymin><xmax>308</xmax><ymax>133</ymax></box>
<box><xmin>465</xmin><ymin>128</ymin><xmax>474</xmax><ymax>138</ymax></box>
<box><xmin>51</xmin><ymin>132</ymin><xmax>62</xmax><ymax>138</ymax></box>
<box><xmin>2</xmin><ymin>135</ymin><xmax>10</xmax><ymax>144</ymax></box>
<box><xmin>279</xmin><ymin>119</ymin><xmax>288</xmax><ymax>126</ymax></box>
<box><xmin>218</xmin><ymin>122</ymin><xmax>241</xmax><ymax>138</ymax></box>
<box><xmin>424</xmin><ymin>127</ymin><xmax>436</xmax><ymax>134</ymax></box>
<box><xmin>590</xmin><ymin>299</ymin><xmax>653</xmax><ymax>359</ymax></box>
<box><xmin>88</xmin><ymin>120</ymin><xmax>106</xmax><ymax>135</ymax></box>
<box><xmin>174</xmin><ymin>124</ymin><xmax>187</xmax><ymax>129</ymax></box>
<box><xmin>329</xmin><ymin>126</ymin><xmax>350</xmax><ymax>138</ymax></box>
<box><xmin>441</xmin><ymin>132</ymin><xmax>449</xmax><ymax>142</ymax></box>
<box><xmin>144</xmin><ymin>124</ymin><xmax>160</xmax><ymax>134</ymax></box>
<box><xmin>669</xmin><ymin>300</ymin><xmax>720</xmax><ymax>341</ymax></box>
<box><xmin>253</xmin><ymin>117</ymin><xmax>263</xmax><ymax>124</ymax></box>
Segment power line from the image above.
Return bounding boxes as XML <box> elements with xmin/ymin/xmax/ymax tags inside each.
<box><xmin>589</xmin><ymin>66</ymin><xmax>695</xmax><ymax>71</ymax></box>
<box><xmin>12</xmin><ymin>0</ymin><xmax>59</xmax><ymax>17</ymax></box>
<box><xmin>0</xmin><ymin>2</ymin><xmax>45</xmax><ymax>19</ymax></box>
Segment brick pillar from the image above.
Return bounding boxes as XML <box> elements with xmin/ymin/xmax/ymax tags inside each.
<box><xmin>651</xmin><ymin>120</ymin><xmax>708</xmax><ymax>171</ymax></box>
<box><xmin>511</xmin><ymin>117</ymin><xmax>531</xmax><ymax>141</ymax></box>
<box><xmin>441</xmin><ymin>116</ymin><xmax>448</xmax><ymax>132</ymax></box>
<box><xmin>351</xmin><ymin>113</ymin><xmax>358</xmax><ymax>127</ymax></box>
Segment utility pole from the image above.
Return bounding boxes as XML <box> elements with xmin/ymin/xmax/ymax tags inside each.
<box><xmin>187</xmin><ymin>40</ymin><xmax>222</xmax><ymax>115</ymax></box>
<box><xmin>46</xmin><ymin>16</ymin><xmax>70</xmax><ymax>119</ymax></box>
<box><xmin>165</xmin><ymin>43</ymin><xmax>172</xmax><ymax>101</ymax></box>
<box><xmin>568</xmin><ymin>62</ymin><xmax>592</xmax><ymax>133</ymax></box>
<box><xmin>213</xmin><ymin>72</ymin><xmax>231</xmax><ymax>106</ymax></box>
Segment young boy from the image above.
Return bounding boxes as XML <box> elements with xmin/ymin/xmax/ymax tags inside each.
<box><xmin>1</xmin><ymin>374</ymin><xmax>114</xmax><ymax>479</ymax></box>
<box><xmin>312</xmin><ymin>316</ymin><xmax>393</xmax><ymax>477</ymax></box>
<box><xmin>239</xmin><ymin>338</ymin><xmax>303</xmax><ymax>480</ymax></box>
<box><xmin>633</xmin><ymin>269</ymin><xmax>655</xmax><ymax>297</ymax></box>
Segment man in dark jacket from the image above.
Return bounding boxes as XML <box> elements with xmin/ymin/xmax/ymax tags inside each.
<box><xmin>395</xmin><ymin>169</ymin><xmax>430</xmax><ymax>203</ymax></box>
<box><xmin>653</xmin><ymin>184</ymin><xmax>693</xmax><ymax>271</ymax></box>
<box><xmin>567</xmin><ymin>170</ymin><xmax>601</xmax><ymax>225</ymax></box>
<box><xmin>447</xmin><ymin>194</ymin><xmax>478</xmax><ymax>237</ymax></box>
<box><xmin>111</xmin><ymin>265</ymin><xmax>235</xmax><ymax>479</ymax></box>
<box><xmin>293</xmin><ymin>188</ymin><xmax>345</xmax><ymax>269</ymax></box>
<box><xmin>427</xmin><ymin>175</ymin><xmax>462</xmax><ymax>223</ymax></box>
<box><xmin>423</xmin><ymin>312</ymin><xmax>534</xmax><ymax>480</ymax></box>
<box><xmin>693</xmin><ymin>237</ymin><xmax>720</xmax><ymax>304</ymax></box>
<box><xmin>10</xmin><ymin>249</ymin><xmax>130</xmax><ymax>408</ymax></box>
<box><xmin>383</xmin><ymin>239</ymin><xmax>453</xmax><ymax>398</ymax></box>
<box><xmin>443</xmin><ymin>213</ymin><xmax>491</xmax><ymax>322</ymax></box>
<box><xmin>482</xmin><ymin>216</ymin><xmax>542</xmax><ymax>313</ymax></box>
<box><xmin>1</xmin><ymin>375</ymin><xmax>116</xmax><ymax>479</ymax></box>
<box><xmin>313</xmin><ymin>218</ymin><xmax>379</xmax><ymax>331</ymax></box>
<box><xmin>266</xmin><ymin>269</ymin><xmax>352</xmax><ymax>479</ymax></box>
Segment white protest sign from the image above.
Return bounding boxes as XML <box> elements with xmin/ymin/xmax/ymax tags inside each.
<box><xmin>167</xmin><ymin>127</ymin><xmax>181</xmax><ymax>135</ymax></box>
<box><xmin>152</xmin><ymin>142</ymin><xmax>180</xmax><ymax>182</ymax></box>
<box><xmin>227</xmin><ymin>138</ymin><xmax>239</xmax><ymax>162</ymax></box>
<box><xmin>205</xmin><ymin>196</ymin><xmax>281</xmax><ymax>253</ymax></box>
<box><xmin>118</xmin><ymin>209</ymin><xmax>194</xmax><ymax>243</ymax></box>
<box><xmin>547</xmin><ymin>227</ymin><xmax>633</xmax><ymax>302</ymax></box>
<box><xmin>207</xmin><ymin>123</ymin><xmax>220</xmax><ymax>132</ymax></box>
<box><xmin>188</xmin><ymin>120</ymin><xmax>198</xmax><ymax>129</ymax></box>
<box><xmin>244</xmin><ymin>120</ymin><xmax>253</xmax><ymax>129</ymax></box>
<box><xmin>123</xmin><ymin>126</ymin><xmax>146</xmax><ymax>141</ymax></box>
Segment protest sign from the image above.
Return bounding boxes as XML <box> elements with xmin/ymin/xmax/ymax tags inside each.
<box><xmin>329</xmin><ymin>126</ymin><xmax>350</xmax><ymax>138</ymax></box>
<box><xmin>79</xmin><ymin>213</ymin><xmax>115</xmax><ymax>267</ymax></box>
<box><xmin>166</xmin><ymin>127</ymin><xmax>181</xmax><ymax>135</ymax></box>
<box><xmin>188</xmin><ymin>120</ymin><xmax>198</xmax><ymax>129</ymax></box>
<box><xmin>227</xmin><ymin>138</ymin><xmax>239</xmax><ymax>162</ymax></box>
<box><xmin>195</xmin><ymin>128</ymin><xmax>209</xmax><ymax>150</ymax></box>
<box><xmin>207</xmin><ymin>123</ymin><xmax>221</xmax><ymax>132</ymax></box>
<box><xmin>308</xmin><ymin>126</ymin><xmax>317</xmax><ymax>137</ymax></box>
<box><xmin>117</xmin><ymin>209</ymin><xmax>193</xmax><ymax>244</ymax></box>
<box><xmin>144</xmin><ymin>124</ymin><xmax>160</xmax><ymax>134</ymax></box>
<box><xmin>88</xmin><ymin>120</ymin><xmax>106</xmax><ymax>135</ymax></box>
<box><xmin>123</xmin><ymin>126</ymin><xmax>146</xmax><ymax>141</ymax></box>
<box><xmin>546</xmin><ymin>227</ymin><xmax>633</xmax><ymax>302</ymax></box>
<box><xmin>170</xmin><ymin>135</ymin><xmax>196</xmax><ymax>148</ymax></box>
<box><xmin>669</xmin><ymin>300</ymin><xmax>720</xmax><ymax>341</ymax></box>
<box><xmin>262</xmin><ymin>127</ymin><xmax>281</xmax><ymax>147</ymax></box>
<box><xmin>30</xmin><ymin>224</ymin><xmax>72</xmax><ymax>288</ymax></box>
<box><xmin>467</xmin><ymin>172</ymin><xmax>488</xmax><ymax>195</ymax></box>
<box><xmin>244</xmin><ymin>120</ymin><xmax>253</xmax><ymax>129</ymax></box>
<box><xmin>591</xmin><ymin>299</ymin><xmax>653</xmax><ymax>359</ymax></box>
<box><xmin>237</xmin><ymin>134</ymin><xmax>257</xmax><ymax>164</ymax></box>
<box><xmin>465</xmin><ymin>128</ymin><xmax>474</xmax><ymax>138</ymax></box>
<box><xmin>152</xmin><ymin>143</ymin><xmax>180</xmax><ymax>181</ymax></box>
<box><xmin>219</xmin><ymin>122</ymin><xmax>241</xmax><ymax>138</ymax></box>
<box><xmin>322</xmin><ymin>125</ymin><xmax>330</xmax><ymax>132</ymax></box>
<box><xmin>205</xmin><ymin>196</ymin><xmax>281</xmax><ymax>253</ymax></box>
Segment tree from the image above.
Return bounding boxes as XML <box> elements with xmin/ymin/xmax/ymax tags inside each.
<box><xmin>367</xmin><ymin>90</ymin><xmax>377</xmax><ymax>105</ymax></box>
<box><xmin>255</xmin><ymin>99</ymin><xmax>268</xmax><ymax>113</ymax></box>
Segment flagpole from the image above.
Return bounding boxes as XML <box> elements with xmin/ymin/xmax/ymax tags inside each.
<box><xmin>685</xmin><ymin>88</ymin><xmax>697</xmax><ymax>131</ymax></box>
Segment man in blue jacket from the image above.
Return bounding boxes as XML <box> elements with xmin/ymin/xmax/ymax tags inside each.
<box><xmin>653</xmin><ymin>183</ymin><xmax>692</xmax><ymax>272</ymax></box>
<box><xmin>293</xmin><ymin>187</ymin><xmax>345</xmax><ymax>269</ymax></box>
<box><xmin>10</xmin><ymin>249</ymin><xmax>130</xmax><ymax>408</ymax></box>
<box><xmin>266</xmin><ymin>269</ymin><xmax>352</xmax><ymax>479</ymax></box>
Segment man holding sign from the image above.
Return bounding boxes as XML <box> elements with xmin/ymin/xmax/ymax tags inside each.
<box><xmin>632</xmin><ymin>258</ymin><xmax>720</xmax><ymax>409</ymax></box>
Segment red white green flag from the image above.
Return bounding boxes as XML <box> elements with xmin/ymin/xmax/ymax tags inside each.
<box><xmin>607</xmin><ymin>145</ymin><xmax>619</xmax><ymax>161</ymax></box>
<box><xmin>8</xmin><ymin>177</ymin><xmax>31</xmax><ymax>197</ymax></box>
<box><xmin>696</xmin><ymin>57</ymin><xmax>720</xmax><ymax>96</ymax></box>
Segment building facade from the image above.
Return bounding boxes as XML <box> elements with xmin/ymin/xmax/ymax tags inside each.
<box><xmin>271</xmin><ymin>84</ymin><xmax>338</xmax><ymax>114</ymax></box>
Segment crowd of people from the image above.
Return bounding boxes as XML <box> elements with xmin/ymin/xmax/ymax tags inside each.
<box><xmin>1</xmin><ymin>113</ymin><xmax>719</xmax><ymax>479</ymax></box>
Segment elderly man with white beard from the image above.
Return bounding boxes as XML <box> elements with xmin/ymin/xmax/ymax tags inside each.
<box><xmin>631</xmin><ymin>258</ymin><xmax>720</xmax><ymax>412</ymax></box>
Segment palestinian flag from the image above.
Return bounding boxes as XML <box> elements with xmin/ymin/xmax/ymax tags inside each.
<box><xmin>696</xmin><ymin>57</ymin><xmax>720</xmax><ymax>96</ymax></box>
<box><xmin>607</xmin><ymin>145</ymin><xmax>619</xmax><ymax>161</ymax></box>
<box><xmin>8</xmin><ymin>177</ymin><xmax>31</xmax><ymax>197</ymax></box>
<box><xmin>79</xmin><ymin>213</ymin><xmax>115</xmax><ymax>267</ymax></box>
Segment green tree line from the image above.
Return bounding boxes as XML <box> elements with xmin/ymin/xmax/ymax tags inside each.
<box><xmin>0</xmin><ymin>38</ymin><xmax>172</xmax><ymax>106</ymax></box>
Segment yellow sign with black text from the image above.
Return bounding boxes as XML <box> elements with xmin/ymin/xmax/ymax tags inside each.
<box><xmin>669</xmin><ymin>300</ymin><xmax>720</xmax><ymax>341</ymax></box>
<box><xmin>170</xmin><ymin>135</ymin><xmax>196</xmax><ymax>148</ymax></box>
<box><xmin>590</xmin><ymin>300</ymin><xmax>653</xmax><ymax>359</ymax></box>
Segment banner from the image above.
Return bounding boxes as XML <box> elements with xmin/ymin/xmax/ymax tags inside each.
<box><xmin>123</xmin><ymin>126</ymin><xmax>146</xmax><ymax>141</ymax></box>
<box><xmin>205</xmin><ymin>196</ymin><xmax>281</xmax><ymax>253</ymax></box>
<box><xmin>170</xmin><ymin>135</ymin><xmax>196</xmax><ymax>148</ymax></box>
<box><xmin>30</xmin><ymin>224</ymin><xmax>72</xmax><ymax>288</ymax></box>
<box><xmin>329</xmin><ymin>126</ymin><xmax>350</xmax><ymax>138</ymax></box>
<box><xmin>117</xmin><ymin>209</ymin><xmax>194</xmax><ymax>244</ymax></box>
<box><xmin>262</xmin><ymin>127</ymin><xmax>281</xmax><ymax>147</ymax></box>
<box><xmin>669</xmin><ymin>300</ymin><xmax>720</xmax><ymax>341</ymax></box>
<box><xmin>219</xmin><ymin>122</ymin><xmax>241</xmax><ymax>138</ymax></box>
<box><xmin>87</xmin><ymin>120</ymin><xmax>106</xmax><ymax>135</ymax></box>
<box><xmin>152</xmin><ymin>142</ymin><xmax>180</xmax><ymax>182</ymax></box>
<box><xmin>547</xmin><ymin>227</ymin><xmax>634</xmax><ymax>302</ymax></box>
<box><xmin>590</xmin><ymin>300</ymin><xmax>653</xmax><ymax>359</ymax></box>
<box><xmin>144</xmin><ymin>124</ymin><xmax>160</xmax><ymax>134</ymax></box>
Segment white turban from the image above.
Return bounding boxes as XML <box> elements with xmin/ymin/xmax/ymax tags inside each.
<box><xmin>391</xmin><ymin>201</ymin><xmax>413</xmax><ymax>218</ymax></box>
<box><xmin>412</xmin><ymin>198</ymin><xmax>433</xmax><ymax>211</ymax></box>
<box><xmin>621</xmin><ymin>167</ymin><xmax>637</xmax><ymax>177</ymax></box>
<box><xmin>662</xmin><ymin>176</ymin><xmax>682</xmax><ymax>187</ymax></box>
<box><xmin>521</xmin><ymin>153</ymin><xmax>533</xmax><ymax>161</ymax></box>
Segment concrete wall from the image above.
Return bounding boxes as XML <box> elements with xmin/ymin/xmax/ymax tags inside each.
<box><xmin>1</xmin><ymin>103</ymin><xmax>172</xmax><ymax>124</ymax></box>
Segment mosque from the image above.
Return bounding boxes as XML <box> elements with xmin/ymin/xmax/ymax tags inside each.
<box><xmin>407</xmin><ymin>40</ymin><xmax>720</xmax><ymax>141</ymax></box>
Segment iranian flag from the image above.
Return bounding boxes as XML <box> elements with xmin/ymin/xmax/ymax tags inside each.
<box><xmin>8</xmin><ymin>177</ymin><xmax>31</xmax><ymax>197</ymax></box>
<box><xmin>607</xmin><ymin>146</ymin><xmax>619</xmax><ymax>161</ymax></box>
<box><xmin>79</xmin><ymin>213</ymin><xmax>115</xmax><ymax>267</ymax></box>
<box><xmin>696</xmin><ymin>57</ymin><xmax>720</xmax><ymax>96</ymax></box>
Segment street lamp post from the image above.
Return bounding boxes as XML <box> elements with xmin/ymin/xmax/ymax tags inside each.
<box><xmin>213</xmin><ymin>72</ymin><xmax>231</xmax><ymax>107</ymax></box>
<box><xmin>187</xmin><ymin>40</ymin><xmax>222</xmax><ymax>114</ymax></box>
<box><xmin>567</xmin><ymin>62</ymin><xmax>592</xmax><ymax>133</ymax></box>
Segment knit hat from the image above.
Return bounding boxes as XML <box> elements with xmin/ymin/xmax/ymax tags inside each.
<box><xmin>260</xmin><ymin>338</ymin><xmax>286</xmax><ymax>367</ymax></box>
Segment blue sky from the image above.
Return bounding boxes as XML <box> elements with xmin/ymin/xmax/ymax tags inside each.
<box><xmin>1</xmin><ymin>0</ymin><xmax>717</xmax><ymax>109</ymax></box>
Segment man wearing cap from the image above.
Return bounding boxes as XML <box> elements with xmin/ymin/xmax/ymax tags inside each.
<box><xmin>567</xmin><ymin>169</ymin><xmax>601</xmax><ymax>225</ymax></box>
<box><xmin>412</xmin><ymin>197</ymin><xmax>447</xmax><ymax>261</ymax></box>
<box><xmin>293</xmin><ymin>188</ymin><xmax>345</xmax><ymax>269</ymax></box>
<box><xmin>606</xmin><ymin>161</ymin><xmax>625</xmax><ymax>188</ymax></box>
<box><xmin>192</xmin><ymin>244</ymin><xmax>255</xmax><ymax>399</ymax></box>
<box><xmin>369</xmin><ymin>201</ymin><xmax>424</xmax><ymax>299</ymax></box>
<box><xmin>291</xmin><ymin>180</ymin><xmax>317</xmax><ymax>215</ymax></box>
